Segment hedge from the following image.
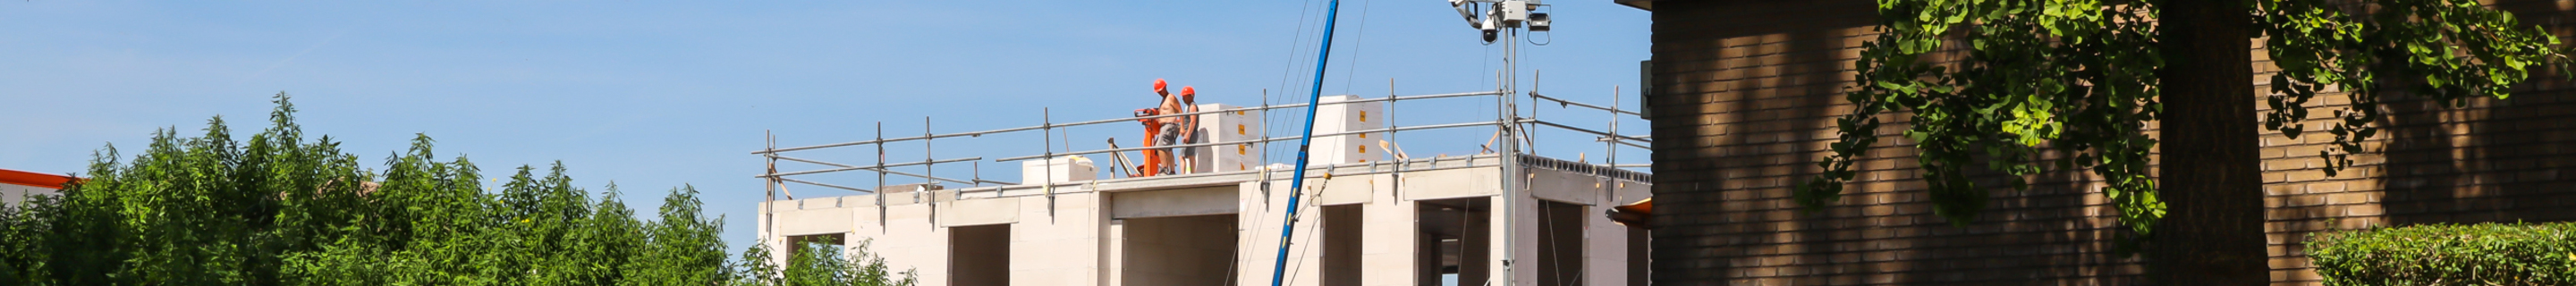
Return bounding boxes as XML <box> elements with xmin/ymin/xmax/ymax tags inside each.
<box><xmin>2306</xmin><ymin>222</ymin><xmax>2576</xmax><ymax>286</ymax></box>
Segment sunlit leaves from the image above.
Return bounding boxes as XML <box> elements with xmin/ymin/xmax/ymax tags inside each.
<box><xmin>1807</xmin><ymin>0</ymin><xmax>2164</xmax><ymax>231</ymax></box>
<box><xmin>2258</xmin><ymin>0</ymin><xmax>2562</xmax><ymax>178</ymax></box>
<box><xmin>0</xmin><ymin>95</ymin><xmax>916</xmax><ymax>285</ymax></box>
<box><xmin>1801</xmin><ymin>0</ymin><xmax>2560</xmax><ymax>245</ymax></box>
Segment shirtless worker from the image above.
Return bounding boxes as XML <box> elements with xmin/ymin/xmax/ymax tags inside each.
<box><xmin>1134</xmin><ymin>80</ymin><xmax>1173</xmax><ymax>177</ymax></box>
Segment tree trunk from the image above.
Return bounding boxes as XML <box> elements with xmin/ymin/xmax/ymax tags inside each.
<box><xmin>2154</xmin><ymin>0</ymin><xmax>2271</xmax><ymax>284</ymax></box>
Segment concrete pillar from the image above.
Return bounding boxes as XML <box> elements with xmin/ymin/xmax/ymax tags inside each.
<box><xmin>859</xmin><ymin>198</ymin><xmax>950</xmax><ymax>286</ymax></box>
<box><xmin>1010</xmin><ymin>192</ymin><xmax>1105</xmax><ymax>286</ymax></box>
<box><xmin>1360</xmin><ymin>174</ymin><xmax>1419</xmax><ymax>286</ymax></box>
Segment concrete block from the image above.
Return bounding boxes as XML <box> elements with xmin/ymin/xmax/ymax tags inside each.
<box><xmin>1022</xmin><ymin>156</ymin><xmax>1098</xmax><ymax>184</ymax></box>
<box><xmin>1402</xmin><ymin>168</ymin><xmax>1500</xmax><ymax>201</ymax></box>
<box><xmin>1111</xmin><ymin>186</ymin><xmax>1241</xmax><ymax>219</ymax></box>
<box><xmin>776</xmin><ymin>206</ymin><xmax>855</xmax><ymax>236</ymax></box>
<box><xmin>1193</xmin><ymin>104</ymin><xmax>1264</xmax><ymax>173</ymax></box>
<box><xmin>940</xmin><ymin>197</ymin><xmax>1021</xmax><ymax>227</ymax></box>
<box><xmin>1530</xmin><ymin>169</ymin><xmax>1600</xmax><ymax>206</ymax></box>
<box><xmin>1313</xmin><ymin>95</ymin><xmax>1387</xmax><ymax>165</ymax></box>
<box><xmin>1316</xmin><ymin>174</ymin><xmax>1379</xmax><ymax>206</ymax></box>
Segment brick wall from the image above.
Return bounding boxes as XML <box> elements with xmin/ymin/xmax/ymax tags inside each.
<box><xmin>1644</xmin><ymin>1</ymin><xmax>2576</xmax><ymax>285</ymax></box>
<box><xmin>2254</xmin><ymin>2</ymin><xmax>2576</xmax><ymax>282</ymax></box>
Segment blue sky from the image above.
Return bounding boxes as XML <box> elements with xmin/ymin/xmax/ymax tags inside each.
<box><xmin>1</xmin><ymin>1</ymin><xmax>1651</xmax><ymax>253</ymax></box>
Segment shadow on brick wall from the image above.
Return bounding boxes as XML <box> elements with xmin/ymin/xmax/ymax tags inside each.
<box><xmin>2373</xmin><ymin>75</ymin><xmax>2576</xmax><ymax>227</ymax></box>
<box><xmin>1648</xmin><ymin>1</ymin><xmax>2142</xmax><ymax>284</ymax></box>
<box><xmin>2371</xmin><ymin>0</ymin><xmax>2576</xmax><ymax>228</ymax></box>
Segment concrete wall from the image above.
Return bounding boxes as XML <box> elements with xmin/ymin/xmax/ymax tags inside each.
<box><xmin>764</xmin><ymin>164</ymin><xmax>1649</xmax><ymax>286</ymax></box>
<box><xmin>1</xmin><ymin>183</ymin><xmax>57</xmax><ymax>206</ymax></box>
<box><xmin>1357</xmin><ymin>176</ymin><xmax>1419</xmax><ymax>286</ymax></box>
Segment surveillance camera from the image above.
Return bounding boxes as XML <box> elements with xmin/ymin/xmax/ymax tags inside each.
<box><xmin>1479</xmin><ymin>8</ymin><xmax>1500</xmax><ymax>42</ymax></box>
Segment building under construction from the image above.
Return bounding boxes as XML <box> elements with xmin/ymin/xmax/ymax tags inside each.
<box><xmin>752</xmin><ymin>2</ymin><xmax>1640</xmax><ymax>285</ymax></box>
<box><xmin>754</xmin><ymin>89</ymin><xmax>1651</xmax><ymax>286</ymax></box>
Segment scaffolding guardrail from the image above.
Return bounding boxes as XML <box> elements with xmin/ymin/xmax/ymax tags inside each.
<box><xmin>753</xmin><ymin>88</ymin><xmax>1648</xmax><ymax>198</ymax></box>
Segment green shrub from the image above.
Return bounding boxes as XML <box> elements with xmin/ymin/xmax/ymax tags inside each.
<box><xmin>2307</xmin><ymin>222</ymin><xmax>2576</xmax><ymax>286</ymax></box>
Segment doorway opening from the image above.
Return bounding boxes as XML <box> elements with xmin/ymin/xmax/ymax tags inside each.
<box><xmin>1416</xmin><ymin>198</ymin><xmax>1489</xmax><ymax>286</ymax></box>
<box><xmin>951</xmin><ymin>224</ymin><xmax>1011</xmax><ymax>286</ymax></box>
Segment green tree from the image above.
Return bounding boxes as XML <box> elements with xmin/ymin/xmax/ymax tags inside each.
<box><xmin>0</xmin><ymin>93</ymin><xmax>914</xmax><ymax>285</ymax></box>
<box><xmin>621</xmin><ymin>185</ymin><xmax>734</xmax><ymax>286</ymax></box>
<box><xmin>1800</xmin><ymin>0</ymin><xmax>2562</xmax><ymax>283</ymax></box>
<box><xmin>782</xmin><ymin>240</ymin><xmax>917</xmax><ymax>286</ymax></box>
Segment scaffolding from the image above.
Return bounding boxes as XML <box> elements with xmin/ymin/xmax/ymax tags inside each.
<box><xmin>754</xmin><ymin>89</ymin><xmax>1643</xmax><ymax>193</ymax></box>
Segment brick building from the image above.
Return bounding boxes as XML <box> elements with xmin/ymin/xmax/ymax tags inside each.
<box><xmin>1634</xmin><ymin>1</ymin><xmax>2576</xmax><ymax>285</ymax></box>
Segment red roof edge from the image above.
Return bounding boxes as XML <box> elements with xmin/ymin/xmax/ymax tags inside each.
<box><xmin>0</xmin><ymin>168</ymin><xmax>80</xmax><ymax>189</ymax></box>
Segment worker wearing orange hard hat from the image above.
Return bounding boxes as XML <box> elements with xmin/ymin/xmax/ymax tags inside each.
<box><xmin>1136</xmin><ymin>79</ymin><xmax>1173</xmax><ymax>177</ymax></box>
<box><xmin>1170</xmin><ymin>86</ymin><xmax>1202</xmax><ymax>174</ymax></box>
<box><xmin>1147</xmin><ymin>80</ymin><xmax>1198</xmax><ymax>175</ymax></box>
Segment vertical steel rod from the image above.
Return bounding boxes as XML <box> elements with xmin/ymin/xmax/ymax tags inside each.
<box><xmin>1611</xmin><ymin>86</ymin><xmax>1623</xmax><ymax>206</ymax></box>
<box><xmin>877</xmin><ymin>122</ymin><xmax>886</xmax><ymax>227</ymax></box>
<box><xmin>924</xmin><ymin>117</ymin><xmax>934</xmax><ymax>199</ymax></box>
<box><xmin>1498</xmin><ymin>18</ymin><xmax>1522</xmax><ymax>286</ymax></box>
<box><xmin>1043</xmin><ymin>108</ymin><xmax>1054</xmax><ymax>198</ymax></box>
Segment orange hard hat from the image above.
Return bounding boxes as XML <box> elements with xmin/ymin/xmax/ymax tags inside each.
<box><xmin>1154</xmin><ymin>79</ymin><xmax>1168</xmax><ymax>94</ymax></box>
<box><xmin>1180</xmin><ymin>86</ymin><xmax>1196</xmax><ymax>102</ymax></box>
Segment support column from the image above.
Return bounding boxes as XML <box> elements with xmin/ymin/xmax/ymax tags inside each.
<box><xmin>1360</xmin><ymin>178</ymin><xmax>1419</xmax><ymax>286</ymax></box>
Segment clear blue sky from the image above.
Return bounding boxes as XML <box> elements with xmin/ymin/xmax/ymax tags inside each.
<box><xmin>1</xmin><ymin>1</ymin><xmax>1651</xmax><ymax>253</ymax></box>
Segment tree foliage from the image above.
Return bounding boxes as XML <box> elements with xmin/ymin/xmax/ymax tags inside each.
<box><xmin>0</xmin><ymin>93</ymin><xmax>913</xmax><ymax>285</ymax></box>
<box><xmin>1801</xmin><ymin>0</ymin><xmax>2562</xmax><ymax>236</ymax></box>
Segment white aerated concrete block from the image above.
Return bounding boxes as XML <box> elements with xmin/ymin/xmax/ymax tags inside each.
<box><xmin>1021</xmin><ymin>156</ymin><xmax>1097</xmax><ymax>184</ymax></box>
<box><xmin>1191</xmin><ymin>104</ymin><xmax>1264</xmax><ymax>173</ymax></box>
<box><xmin>1311</xmin><ymin>96</ymin><xmax>1385</xmax><ymax>165</ymax></box>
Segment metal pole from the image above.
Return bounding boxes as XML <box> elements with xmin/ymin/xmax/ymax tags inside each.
<box><xmin>1498</xmin><ymin>16</ymin><xmax>1521</xmax><ymax>286</ymax></box>
<box><xmin>1387</xmin><ymin>78</ymin><xmax>1397</xmax><ymax>158</ymax></box>
<box><xmin>926</xmin><ymin>117</ymin><xmax>936</xmax><ymax>220</ymax></box>
<box><xmin>1610</xmin><ymin>86</ymin><xmax>1622</xmax><ymax>206</ymax></box>
<box><xmin>925</xmin><ymin>117</ymin><xmax>933</xmax><ymax>200</ymax></box>
<box><xmin>877</xmin><ymin>122</ymin><xmax>887</xmax><ymax>226</ymax></box>
<box><xmin>1261</xmin><ymin>88</ymin><xmax>1270</xmax><ymax>166</ymax></box>
<box><xmin>1043</xmin><ymin>108</ymin><xmax>1054</xmax><ymax>198</ymax></box>
<box><xmin>1268</xmin><ymin>0</ymin><xmax>1342</xmax><ymax>285</ymax></box>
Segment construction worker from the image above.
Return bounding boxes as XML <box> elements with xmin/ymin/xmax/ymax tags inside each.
<box><xmin>1135</xmin><ymin>79</ymin><xmax>1173</xmax><ymax>177</ymax></box>
<box><xmin>1171</xmin><ymin>86</ymin><xmax>1201</xmax><ymax>174</ymax></box>
<box><xmin>1149</xmin><ymin>80</ymin><xmax>1193</xmax><ymax>175</ymax></box>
